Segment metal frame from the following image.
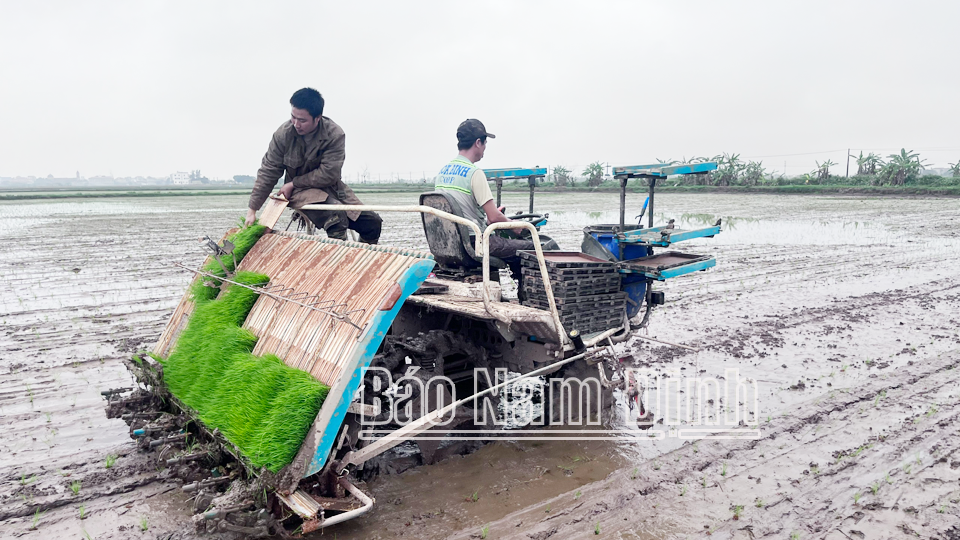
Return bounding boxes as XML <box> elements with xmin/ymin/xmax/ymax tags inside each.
<box><xmin>611</xmin><ymin>161</ymin><xmax>719</xmax><ymax>231</ymax></box>
<box><xmin>299</xmin><ymin>203</ymin><xmax>569</xmax><ymax>349</ymax></box>
<box><xmin>482</xmin><ymin>167</ymin><xmax>547</xmax><ymax>210</ymax></box>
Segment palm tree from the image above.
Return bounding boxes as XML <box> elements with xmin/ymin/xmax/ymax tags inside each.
<box><xmin>880</xmin><ymin>149</ymin><xmax>927</xmax><ymax>186</ymax></box>
<box><xmin>742</xmin><ymin>161</ymin><xmax>766</xmax><ymax>186</ymax></box>
<box><xmin>865</xmin><ymin>153</ymin><xmax>882</xmax><ymax>176</ymax></box>
<box><xmin>851</xmin><ymin>151</ymin><xmax>883</xmax><ymax>176</ymax></box>
<box><xmin>552</xmin><ymin>165</ymin><xmax>571</xmax><ymax>187</ymax></box>
<box><xmin>582</xmin><ymin>162</ymin><xmax>604</xmax><ymax>187</ymax></box>
<box><xmin>948</xmin><ymin>161</ymin><xmax>960</xmax><ymax>178</ymax></box>
<box><xmin>714</xmin><ymin>153</ymin><xmax>743</xmax><ymax>186</ymax></box>
<box><xmin>815</xmin><ymin>159</ymin><xmax>837</xmax><ymax>184</ymax></box>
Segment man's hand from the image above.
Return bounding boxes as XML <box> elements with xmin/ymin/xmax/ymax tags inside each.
<box><xmin>245</xmin><ymin>208</ymin><xmax>257</xmax><ymax>227</ymax></box>
<box><xmin>278</xmin><ymin>182</ymin><xmax>294</xmax><ymax>200</ymax></box>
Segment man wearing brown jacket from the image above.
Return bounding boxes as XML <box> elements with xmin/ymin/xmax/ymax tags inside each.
<box><xmin>244</xmin><ymin>88</ymin><xmax>382</xmax><ymax>243</ymax></box>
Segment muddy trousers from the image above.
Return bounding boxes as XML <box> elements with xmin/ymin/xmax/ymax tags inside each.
<box><xmin>300</xmin><ymin>205</ymin><xmax>383</xmax><ymax>244</ymax></box>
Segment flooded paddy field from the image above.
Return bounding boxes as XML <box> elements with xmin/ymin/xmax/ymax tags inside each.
<box><xmin>1</xmin><ymin>191</ymin><xmax>958</xmax><ymax>539</ymax></box>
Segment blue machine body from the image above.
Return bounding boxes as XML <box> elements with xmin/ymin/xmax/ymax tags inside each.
<box><xmin>482</xmin><ymin>167</ymin><xmax>548</xmax><ymax>179</ymax></box>
<box><xmin>582</xmin><ymin>161</ymin><xmax>722</xmax><ymax>318</ymax></box>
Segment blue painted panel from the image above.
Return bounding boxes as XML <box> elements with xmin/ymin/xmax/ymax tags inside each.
<box><xmin>660</xmin><ymin>226</ymin><xmax>721</xmax><ymax>244</ymax></box>
<box><xmin>613</xmin><ymin>162</ymin><xmax>717</xmax><ymax>178</ymax></box>
<box><xmin>304</xmin><ymin>258</ymin><xmax>435</xmax><ymax>476</ymax></box>
<box><xmin>616</xmin><ymin>256</ymin><xmax>716</xmax><ymax>280</ymax></box>
<box><xmin>611</xmin><ymin>163</ymin><xmax>663</xmax><ymax>175</ymax></box>
<box><xmin>621</xmin><ymin>225</ymin><xmax>721</xmax><ymax>246</ymax></box>
<box><xmin>482</xmin><ymin>167</ymin><xmax>548</xmax><ymax>179</ymax></box>
<box><xmin>661</xmin><ymin>162</ymin><xmax>718</xmax><ymax>176</ymax></box>
<box><xmin>659</xmin><ymin>258</ymin><xmax>716</xmax><ymax>280</ymax></box>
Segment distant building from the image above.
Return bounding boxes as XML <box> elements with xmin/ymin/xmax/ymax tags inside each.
<box><xmin>919</xmin><ymin>167</ymin><xmax>951</xmax><ymax>177</ymax></box>
<box><xmin>171</xmin><ymin>171</ymin><xmax>190</xmax><ymax>185</ymax></box>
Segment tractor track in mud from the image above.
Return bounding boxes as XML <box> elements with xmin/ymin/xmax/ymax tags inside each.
<box><xmin>2</xmin><ymin>192</ymin><xmax>959</xmax><ymax>539</ymax></box>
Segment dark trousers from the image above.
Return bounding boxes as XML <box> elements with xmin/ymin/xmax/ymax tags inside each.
<box><xmin>300</xmin><ymin>206</ymin><xmax>383</xmax><ymax>244</ymax></box>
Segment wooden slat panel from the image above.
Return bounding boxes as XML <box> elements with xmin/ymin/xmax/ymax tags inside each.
<box><xmin>236</xmin><ymin>233</ymin><xmax>433</xmax><ymax>385</ymax></box>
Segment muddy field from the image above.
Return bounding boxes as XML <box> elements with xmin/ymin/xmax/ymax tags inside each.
<box><xmin>1</xmin><ymin>191</ymin><xmax>958</xmax><ymax>539</ymax></box>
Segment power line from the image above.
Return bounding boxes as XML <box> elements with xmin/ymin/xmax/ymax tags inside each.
<box><xmin>744</xmin><ymin>147</ymin><xmax>960</xmax><ymax>160</ymax></box>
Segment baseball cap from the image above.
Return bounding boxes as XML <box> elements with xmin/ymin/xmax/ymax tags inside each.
<box><xmin>456</xmin><ymin>119</ymin><xmax>496</xmax><ymax>143</ymax></box>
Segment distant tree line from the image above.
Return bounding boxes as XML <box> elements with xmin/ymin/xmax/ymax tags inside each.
<box><xmin>544</xmin><ymin>150</ymin><xmax>960</xmax><ymax>189</ymax></box>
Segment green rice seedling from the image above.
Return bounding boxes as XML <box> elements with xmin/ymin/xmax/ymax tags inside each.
<box><xmin>871</xmin><ymin>481</ymin><xmax>880</xmax><ymax>495</ymax></box>
<box><xmin>467</xmin><ymin>489</ymin><xmax>479</xmax><ymax>503</ymax></box>
<box><xmin>721</xmin><ymin>462</ymin><xmax>728</xmax><ymax>477</ymax></box>
<box><xmin>31</xmin><ymin>508</ymin><xmax>44</xmax><ymax>529</ymax></box>
<box><xmin>853</xmin><ymin>491</ymin><xmax>862</xmax><ymax>504</ymax></box>
<box><xmin>594</xmin><ymin>522</ymin><xmax>600</xmax><ymax>535</ymax></box>
<box><xmin>574</xmin><ymin>490</ymin><xmax>582</xmax><ymax>500</ymax></box>
<box><xmin>20</xmin><ymin>474</ymin><xmax>36</xmax><ymax>486</ymax></box>
<box><xmin>680</xmin><ymin>484</ymin><xmax>687</xmax><ymax>496</ymax></box>
<box><xmin>903</xmin><ymin>463</ymin><xmax>911</xmax><ymax>474</ymax></box>
<box><xmin>160</xmin><ymin>269</ymin><xmax>330</xmax><ymax>472</ymax></box>
<box><xmin>104</xmin><ymin>455</ymin><xmax>117</xmax><ymax>469</ymax></box>
<box><xmin>702</xmin><ymin>476</ymin><xmax>707</xmax><ymax>488</ymax></box>
<box><xmin>544</xmin><ymin>504</ymin><xmax>551</xmax><ymax>513</ymax></box>
<box><xmin>188</xmin><ymin>225</ymin><xmax>268</xmax><ymax>302</ymax></box>
<box><xmin>140</xmin><ymin>517</ymin><xmax>148</xmax><ymax>531</ymax></box>
<box><xmin>885</xmin><ymin>473</ymin><xmax>892</xmax><ymax>484</ymax></box>
<box><xmin>755</xmin><ymin>498</ymin><xmax>764</xmax><ymax>508</ymax></box>
<box><xmin>78</xmin><ymin>504</ymin><xmax>86</xmax><ymax>519</ymax></box>
<box><xmin>732</xmin><ymin>505</ymin><xmax>744</xmax><ymax>520</ymax></box>
<box><xmin>481</xmin><ymin>524</ymin><xmax>489</xmax><ymax>539</ymax></box>
<box><xmin>653</xmin><ymin>460</ymin><xmax>661</xmax><ymax>470</ymax></box>
<box><xmin>70</xmin><ymin>480</ymin><xmax>81</xmax><ymax>495</ymax></box>
<box><xmin>790</xmin><ymin>532</ymin><xmax>800</xmax><ymax>540</ymax></box>
<box><xmin>631</xmin><ymin>467</ymin><xmax>638</xmax><ymax>480</ymax></box>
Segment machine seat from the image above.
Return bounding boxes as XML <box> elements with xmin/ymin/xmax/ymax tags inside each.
<box><xmin>419</xmin><ymin>192</ymin><xmax>507</xmax><ymax>275</ymax></box>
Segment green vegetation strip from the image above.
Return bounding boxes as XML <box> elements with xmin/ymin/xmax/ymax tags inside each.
<box><xmin>158</xmin><ymin>226</ymin><xmax>330</xmax><ymax>472</ymax></box>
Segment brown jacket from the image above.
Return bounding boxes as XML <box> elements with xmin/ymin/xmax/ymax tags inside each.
<box><xmin>248</xmin><ymin>117</ymin><xmax>363</xmax><ymax>220</ymax></box>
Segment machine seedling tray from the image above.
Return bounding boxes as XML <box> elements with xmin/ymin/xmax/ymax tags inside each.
<box><xmin>518</xmin><ymin>250</ymin><xmax>615</xmax><ymax>269</ymax></box>
<box><xmin>617</xmin><ymin>251</ymin><xmax>715</xmax><ymax>280</ymax></box>
<box><xmin>521</xmin><ymin>269</ymin><xmax>621</xmax><ymax>293</ymax></box>
<box><xmin>523</xmin><ymin>291</ymin><xmax>626</xmax><ymax>309</ymax></box>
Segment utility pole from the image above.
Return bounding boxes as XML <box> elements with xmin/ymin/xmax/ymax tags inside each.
<box><xmin>846</xmin><ymin>148</ymin><xmax>850</xmax><ymax>178</ymax></box>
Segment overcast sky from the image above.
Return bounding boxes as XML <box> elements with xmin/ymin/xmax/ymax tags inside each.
<box><xmin>1</xmin><ymin>1</ymin><xmax>958</xmax><ymax>180</ymax></box>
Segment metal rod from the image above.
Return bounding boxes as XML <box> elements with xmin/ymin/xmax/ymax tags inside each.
<box><xmin>295</xmin><ymin>204</ymin><xmax>565</xmax><ymax>344</ymax></box>
<box><xmin>480</xmin><ymin>221</ymin><xmax>566</xmax><ymax>347</ymax></box>
<box><xmin>338</xmin><ymin>349</ymin><xmax>588</xmax><ymax>468</ymax></box>
<box><xmin>528</xmin><ymin>177</ymin><xmax>536</xmax><ymax>213</ymax></box>
<box><xmin>316</xmin><ymin>477</ymin><xmax>375</xmax><ymax>528</ymax></box>
<box><xmin>648</xmin><ymin>177</ymin><xmax>656</xmax><ymax>229</ymax></box>
<box><xmin>174</xmin><ymin>264</ymin><xmax>364</xmax><ymax>330</ymax></box>
<box><xmin>619</xmin><ymin>177</ymin><xmax>627</xmax><ymax>233</ymax></box>
<box><xmin>299</xmin><ymin>204</ymin><xmax>484</xmax><ymax>257</ymax></box>
<box><xmin>495</xmin><ymin>178</ymin><xmax>503</xmax><ymax>207</ymax></box>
